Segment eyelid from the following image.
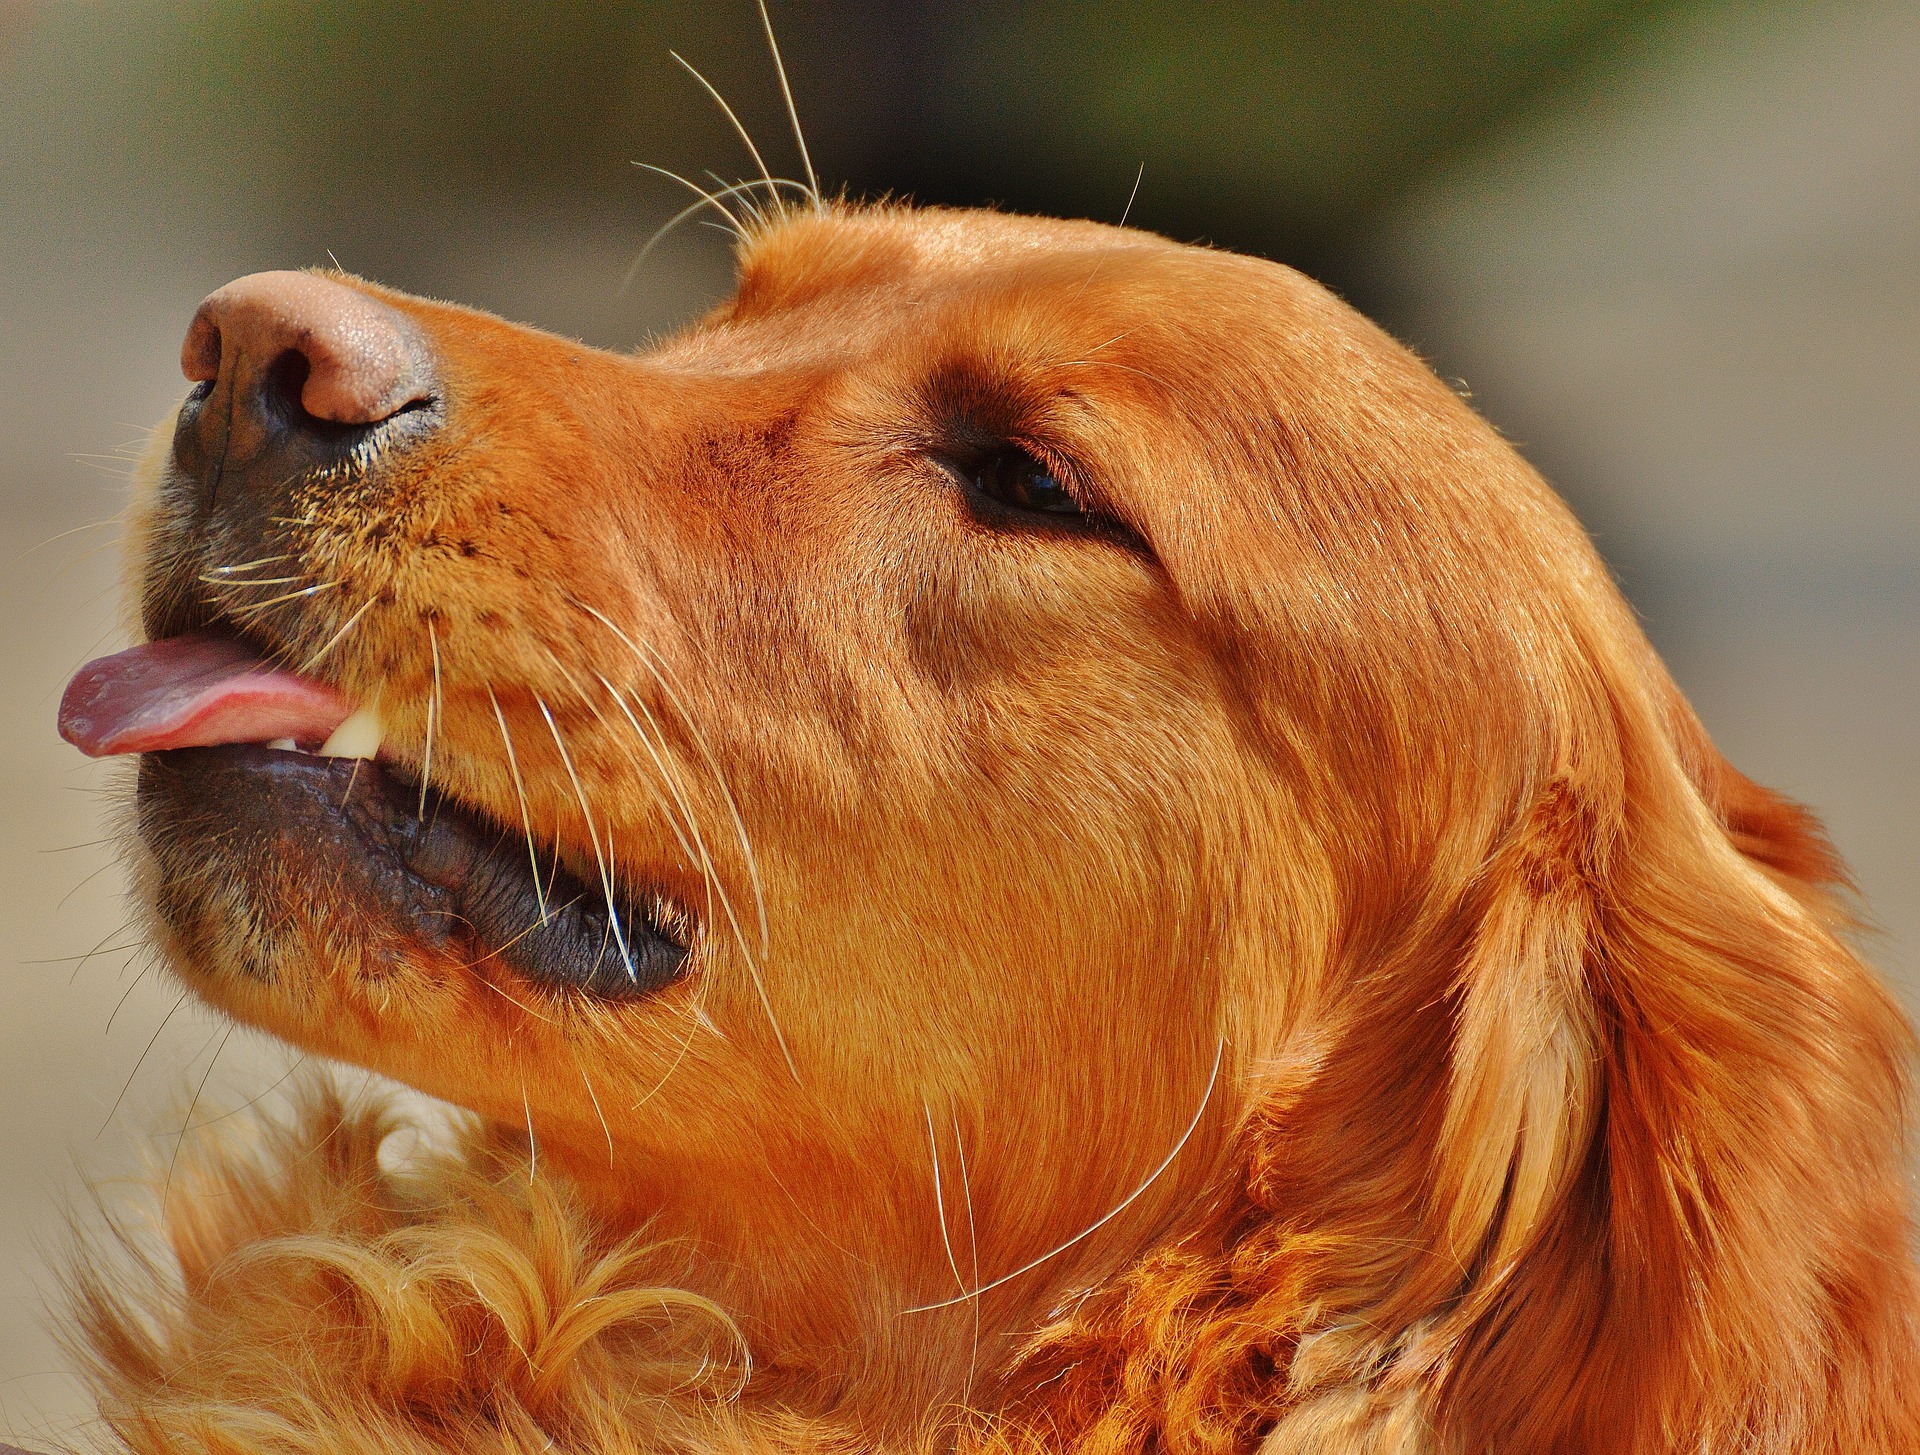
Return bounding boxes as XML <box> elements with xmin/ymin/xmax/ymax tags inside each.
<box><xmin>931</xmin><ymin>440</ymin><xmax>1083</xmax><ymax>508</ymax></box>
<box><xmin>937</xmin><ymin>442</ymin><xmax>1150</xmax><ymax>554</ymax></box>
<box><xmin>1013</xmin><ymin>439</ymin><xmax>1130</xmax><ymax>525</ymax></box>
<box><xmin>1011</xmin><ymin>439</ymin><xmax>1083</xmax><ymax>496</ymax></box>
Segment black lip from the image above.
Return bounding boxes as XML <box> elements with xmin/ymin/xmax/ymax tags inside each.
<box><xmin>141</xmin><ymin>360</ymin><xmax>442</xmax><ymax>648</ymax></box>
<box><xmin>137</xmin><ymin>744</ymin><xmax>688</xmax><ymax>1001</ymax></box>
<box><xmin>173</xmin><ymin>341</ymin><xmax>442</xmax><ymax>517</ymax></box>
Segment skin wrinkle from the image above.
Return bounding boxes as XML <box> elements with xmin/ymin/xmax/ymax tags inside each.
<box><xmin>65</xmin><ymin>202</ymin><xmax>1920</xmax><ymax>1455</ymax></box>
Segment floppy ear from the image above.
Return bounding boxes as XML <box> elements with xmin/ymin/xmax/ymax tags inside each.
<box><xmin>986</xmin><ymin>655</ymin><xmax>1917</xmax><ymax>1455</ymax></box>
<box><xmin>1420</xmin><ymin>671</ymin><xmax>1920</xmax><ymax>1454</ymax></box>
<box><xmin>1421</xmin><ymin>776</ymin><xmax>1606</xmax><ymax>1313</ymax></box>
<box><xmin>973</xmin><ymin>768</ymin><xmax>1622</xmax><ymax>1454</ymax></box>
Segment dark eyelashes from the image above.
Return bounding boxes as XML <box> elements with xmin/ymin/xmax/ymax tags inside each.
<box><xmin>934</xmin><ymin>442</ymin><xmax>1150</xmax><ymax>555</ymax></box>
<box><xmin>964</xmin><ymin>445</ymin><xmax>1085</xmax><ymax>518</ymax></box>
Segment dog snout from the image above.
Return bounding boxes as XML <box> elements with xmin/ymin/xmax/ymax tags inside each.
<box><xmin>172</xmin><ymin>271</ymin><xmax>438</xmax><ymax>520</ymax></box>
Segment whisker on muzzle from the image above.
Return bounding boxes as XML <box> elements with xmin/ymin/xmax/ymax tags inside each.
<box><xmin>487</xmin><ymin>681</ymin><xmax>551</xmax><ymax>926</ymax></box>
<box><xmin>573</xmin><ymin>599</ymin><xmax>770</xmax><ymax>962</ymax></box>
<box><xmin>535</xmin><ymin>692</ymin><xmax>639</xmax><ymax>985</ymax></box>
<box><xmin>562</xmin><ymin>601</ymin><xmax>786</xmax><ymax>1076</ymax></box>
<box><xmin>420</xmin><ymin>618</ymin><xmax>443</xmax><ymax>821</ymax></box>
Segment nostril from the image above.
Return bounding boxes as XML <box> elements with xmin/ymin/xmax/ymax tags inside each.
<box><xmin>261</xmin><ymin>349</ymin><xmax>318</xmax><ymax>429</ymax></box>
<box><xmin>180</xmin><ymin>271</ymin><xmax>435</xmax><ymax>431</ymax></box>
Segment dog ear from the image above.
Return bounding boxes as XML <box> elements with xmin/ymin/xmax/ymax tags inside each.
<box><xmin>990</xmin><ymin>663</ymin><xmax>1918</xmax><ymax>1455</ymax></box>
<box><xmin>1419</xmin><ymin>670</ymin><xmax>1920</xmax><ymax>1453</ymax></box>
<box><xmin>1423</xmin><ymin>775</ymin><xmax>1605</xmax><ymax>1313</ymax></box>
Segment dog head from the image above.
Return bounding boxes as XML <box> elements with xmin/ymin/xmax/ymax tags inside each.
<box><xmin>63</xmin><ymin>204</ymin><xmax>1917</xmax><ymax>1449</ymax></box>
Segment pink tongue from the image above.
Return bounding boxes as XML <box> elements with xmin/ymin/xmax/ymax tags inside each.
<box><xmin>59</xmin><ymin>633</ymin><xmax>355</xmax><ymax>758</ymax></box>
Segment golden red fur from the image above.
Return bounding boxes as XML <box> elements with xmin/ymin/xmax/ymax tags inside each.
<box><xmin>63</xmin><ymin>204</ymin><xmax>1919</xmax><ymax>1453</ymax></box>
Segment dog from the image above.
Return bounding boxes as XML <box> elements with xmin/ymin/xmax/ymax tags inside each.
<box><xmin>54</xmin><ymin>199</ymin><xmax>1920</xmax><ymax>1454</ymax></box>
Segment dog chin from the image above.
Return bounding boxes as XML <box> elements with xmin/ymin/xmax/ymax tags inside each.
<box><xmin>137</xmin><ymin>742</ymin><xmax>688</xmax><ymax>1004</ymax></box>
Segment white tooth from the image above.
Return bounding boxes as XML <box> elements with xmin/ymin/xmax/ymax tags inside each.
<box><xmin>318</xmin><ymin>704</ymin><xmax>384</xmax><ymax>760</ymax></box>
<box><xmin>265</xmin><ymin>737</ymin><xmax>297</xmax><ymax>752</ymax></box>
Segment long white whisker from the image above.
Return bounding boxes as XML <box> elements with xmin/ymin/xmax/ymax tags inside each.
<box><xmin>624</xmin><ymin>198</ymin><xmax>727</xmax><ymax>293</ymax></box>
<box><xmin>573</xmin><ymin>599</ymin><xmax>770</xmax><ymax>961</ymax></box>
<box><xmin>599</xmin><ymin>673</ymin><xmax>794</xmax><ymax>1079</ymax></box>
<box><xmin>521</xmin><ymin>1080</ymin><xmax>538</xmax><ymax>1187</ymax></box>
<box><xmin>706</xmin><ymin>169</ymin><xmax>775</xmax><ymax>234</ymax></box>
<box><xmin>623</xmin><ymin>175</ymin><xmax>815</xmax><ymax>293</ymax></box>
<box><xmin>631</xmin><ymin>1011</ymin><xmax>704</xmax><ymax>1113</ymax></box>
<box><xmin>595</xmin><ymin>675</ymin><xmax>712</xmax><ymax>892</ymax></box>
<box><xmin>1069</xmin><ymin>163</ymin><xmax>1147</xmax><ymax>308</ymax></box>
<box><xmin>1117</xmin><ymin>160</ymin><xmax>1145</xmax><ymax>228</ymax></box>
<box><xmin>469</xmin><ymin>964</ymin><xmax>562</xmax><ymax>1024</ymax></box>
<box><xmin>201</xmin><ymin>554</ymin><xmax>293</xmax><ymax>574</ymax></box>
<box><xmin>297</xmin><ymin>596</ymin><xmax>376</xmax><ymax>675</ymax></box>
<box><xmin>1054</xmin><ymin>356</ymin><xmax>1177</xmax><ymax>393</ymax></box>
<box><xmin>487</xmin><ymin>683</ymin><xmax>549</xmax><ymax>925</ymax></box>
<box><xmin>581</xmin><ymin>683</ymin><xmax>725</xmax><ymax>1045</ymax></box>
<box><xmin>927</xmin><ymin>1104</ymin><xmax>968</xmax><ymax>1298</ymax></box>
<box><xmin>671</xmin><ymin>50</ymin><xmax>776</xmax><ymax>192</ymax></box>
<box><xmin>13</xmin><ymin>516</ymin><xmax>122</xmax><ymax>563</ymax></box>
<box><xmin>535</xmin><ymin>611</ymin><xmax>787</xmax><ymax>1077</ymax></box>
<box><xmin>900</xmin><ymin>1037</ymin><xmax>1226</xmax><ymax>1314</ymax></box>
<box><xmin>530</xmin><ymin>646</ymin><xmax>712</xmax><ymax>937</ymax></box>
<box><xmin>222</xmin><ymin>581</ymin><xmax>339</xmax><ymax>618</ymax></box>
<box><xmin>457</xmin><ymin>892</ymin><xmax>583</xmax><ymax>974</ymax></box>
<box><xmin>630</xmin><ymin>162</ymin><xmax>747</xmax><ymax>234</ymax></box>
<box><xmin>420</xmin><ymin>618</ymin><xmax>442</xmax><ymax>820</ymax></box>
<box><xmin>536</xmin><ymin>694</ymin><xmax>637</xmax><ymax>982</ymax></box>
<box><xmin>579</xmin><ymin>1059</ymin><xmax>616</xmax><ymax>1169</ymax></box>
<box><xmin>569</xmin><ymin>602</ymin><xmax>788</xmax><ymax>1078</ymax></box>
<box><xmin>197</xmin><ymin>573</ymin><xmax>308</xmax><ymax>587</ymax></box>
<box><xmin>757</xmin><ymin>0</ymin><xmax>820</xmax><ymax>206</ymax></box>
<box><xmin>954</xmin><ymin>1110</ymin><xmax>981</xmax><ymax>1395</ymax></box>
<box><xmin>1065</xmin><ymin>327</ymin><xmax>1141</xmax><ymax>364</ymax></box>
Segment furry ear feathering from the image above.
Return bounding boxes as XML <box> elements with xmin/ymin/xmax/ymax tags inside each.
<box><xmin>57</xmin><ymin>200</ymin><xmax>1917</xmax><ymax>1455</ymax></box>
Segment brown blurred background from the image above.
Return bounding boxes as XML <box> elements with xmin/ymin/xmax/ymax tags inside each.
<box><xmin>2</xmin><ymin>0</ymin><xmax>1914</xmax><ymax>1442</ymax></box>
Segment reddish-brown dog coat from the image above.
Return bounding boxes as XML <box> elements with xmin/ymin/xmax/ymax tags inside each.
<box><xmin>64</xmin><ymin>205</ymin><xmax>1920</xmax><ymax>1455</ymax></box>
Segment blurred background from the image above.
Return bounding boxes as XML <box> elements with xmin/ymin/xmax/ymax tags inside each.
<box><xmin>2</xmin><ymin>0</ymin><xmax>1914</xmax><ymax>1441</ymax></box>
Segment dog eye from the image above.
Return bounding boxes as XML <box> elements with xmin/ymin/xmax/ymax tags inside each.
<box><xmin>970</xmin><ymin>448</ymin><xmax>1082</xmax><ymax>516</ymax></box>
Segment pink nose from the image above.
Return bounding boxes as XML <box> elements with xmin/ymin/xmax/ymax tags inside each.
<box><xmin>181</xmin><ymin>271</ymin><xmax>431</xmax><ymax>426</ymax></box>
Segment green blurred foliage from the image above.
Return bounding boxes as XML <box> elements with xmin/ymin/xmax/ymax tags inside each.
<box><xmin>934</xmin><ymin>0</ymin><xmax>1682</xmax><ymax>252</ymax></box>
<box><xmin>4</xmin><ymin>1</ymin><xmax>760</xmax><ymax>223</ymax></box>
<box><xmin>141</xmin><ymin>2</ymin><xmax>739</xmax><ymax>198</ymax></box>
<box><xmin>155</xmin><ymin>3</ymin><xmax>655</xmax><ymax>188</ymax></box>
<box><xmin>3</xmin><ymin>0</ymin><xmax>1691</xmax><ymax>285</ymax></box>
